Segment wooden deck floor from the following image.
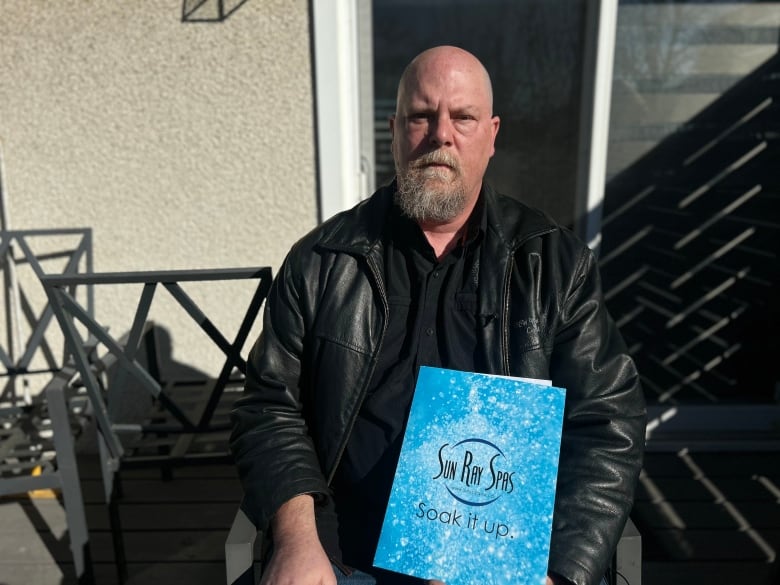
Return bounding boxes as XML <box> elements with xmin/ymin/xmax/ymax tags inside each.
<box><xmin>636</xmin><ymin>449</ymin><xmax>780</xmax><ymax>585</ymax></box>
<box><xmin>1</xmin><ymin>450</ymin><xmax>778</xmax><ymax>585</ymax></box>
<box><xmin>0</xmin><ymin>456</ymin><xmax>243</xmax><ymax>585</ymax></box>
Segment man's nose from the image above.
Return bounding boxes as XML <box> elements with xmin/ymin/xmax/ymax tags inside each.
<box><xmin>429</xmin><ymin>115</ymin><xmax>453</xmax><ymax>147</ymax></box>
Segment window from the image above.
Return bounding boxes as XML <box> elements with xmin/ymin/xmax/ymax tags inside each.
<box><xmin>600</xmin><ymin>1</ymin><xmax>780</xmax><ymax>412</ymax></box>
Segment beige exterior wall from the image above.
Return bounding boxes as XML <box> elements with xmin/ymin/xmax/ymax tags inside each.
<box><xmin>0</xmin><ymin>1</ymin><xmax>317</xmax><ymax>385</ymax></box>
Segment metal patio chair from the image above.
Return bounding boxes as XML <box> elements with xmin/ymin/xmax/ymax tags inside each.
<box><xmin>41</xmin><ymin>266</ymin><xmax>272</xmax><ymax>583</ymax></box>
<box><xmin>0</xmin><ymin>228</ymin><xmax>95</xmax><ymax>583</ymax></box>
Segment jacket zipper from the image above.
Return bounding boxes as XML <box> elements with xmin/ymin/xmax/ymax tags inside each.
<box><xmin>326</xmin><ymin>253</ymin><xmax>389</xmax><ymax>485</ymax></box>
<box><xmin>499</xmin><ymin>226</ymin><xmax>557</xmax><ymax>376</ymax></box>
<box><xmin>501</xmin><ymin>253</ymin><xmax>513</xmax><ymax>376</ymax></box>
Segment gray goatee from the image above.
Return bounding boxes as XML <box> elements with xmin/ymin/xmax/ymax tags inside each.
<box><xmin>395</xmin><ymin>151</ymin><xmax>467</xmax><ymax>223</ymax></box>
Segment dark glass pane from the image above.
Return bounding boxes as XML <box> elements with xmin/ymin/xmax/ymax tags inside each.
<box><xmin>372</xmin><ymin>0</ymin><xmax>587</xmax><ymax>227</ymax></box>
<box><xmin>600</xmin><ymin>0</ymin><xmax>780</xmax><ymax>405</ymax></box>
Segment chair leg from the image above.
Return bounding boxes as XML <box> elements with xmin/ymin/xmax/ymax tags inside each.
<box><xmin>46</xmin><ymin>381</ymin><xmax>95</xmax><ymax>585</ymax></box>
<box><xmin>108</xmin><ymin>474</ymin><xmax>128</xmax><ymax>584</ymax></box>
<box><xmin>99</xmin><ymin>432</ymin><xmax>128</xmax><ymax>584</ymax></box>
<box><xmin>76</xmin><ymin>546</ymin><xmax>96</xmax><ymax>585</ymax></box>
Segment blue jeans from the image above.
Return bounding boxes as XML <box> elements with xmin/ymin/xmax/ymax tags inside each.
<box><xmin>332</xmin><ymin>566</ymin><xmax>609</xmax><ymax>585</ymax></box>
<box><xmin>333</xmin><ymin>564</ymin><xmax>377</xmax><ymax>584</ymax></box>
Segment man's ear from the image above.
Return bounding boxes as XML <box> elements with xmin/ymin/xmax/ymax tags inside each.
<box><xmin>489</xmin><ymin>115</ymin><xmax>500</xmax><ymax>156</ymax></box>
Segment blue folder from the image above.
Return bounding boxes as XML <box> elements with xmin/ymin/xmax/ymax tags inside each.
<box><xmin>373</xmin><ymin>366</ymin><xmax>566</xmax><ymax>585</ymax></box>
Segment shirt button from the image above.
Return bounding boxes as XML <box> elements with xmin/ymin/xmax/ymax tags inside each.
<box><xmin>425</xmin><ymin>327</ymin><xmax>434</xmax><ymax>336</ymax></box>
<box><xmin>433</xmin><ymin>271</ymin><xmax>440</xmax><ymax>278</ymax></box>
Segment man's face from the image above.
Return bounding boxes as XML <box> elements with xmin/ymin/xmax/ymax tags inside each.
<box><xmin>391</xmin><ymin>51</ymin><xmax>500</xmax><ymax>224</ymax></box>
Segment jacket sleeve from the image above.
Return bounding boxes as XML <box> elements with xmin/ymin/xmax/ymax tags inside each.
<box><xmin>229</xmin><ymin>248</ymin><xmax>330</xmax><ymax>532</ymax></box>
<box><xmin>547</xmin><ymin>244</ymin><xmax>646</xmax><ymax>585</ymax></box>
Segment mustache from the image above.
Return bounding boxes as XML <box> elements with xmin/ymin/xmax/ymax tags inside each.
<box><xmin>409</xmin><ymin>151</ymin><xmax>461</xmax><ymax>172</ymax></box>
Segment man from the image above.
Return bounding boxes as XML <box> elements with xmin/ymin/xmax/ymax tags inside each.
<box><xmin>230</xmin><ymin>46</ymin><xmax>646</xmax><ymax>585</ymax></box>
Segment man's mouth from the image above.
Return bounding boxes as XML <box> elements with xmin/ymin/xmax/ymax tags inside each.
<box><xmin>417</xmin><ymin>164</ymin><xmax>454</xmax><ymax>177</ymax></box>
<box><xmin>414</xmin><ymin>159</ymin><xmax>457</xmax><ymax>173</ymax></box>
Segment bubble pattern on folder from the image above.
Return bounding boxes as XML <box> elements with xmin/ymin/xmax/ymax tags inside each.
<box><xmin>373</xmin><ymin>367</ymin><xmax>566</xmax><ymax>585</ymax></box>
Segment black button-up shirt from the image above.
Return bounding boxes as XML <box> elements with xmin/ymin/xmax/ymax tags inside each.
<box><xmin>318</xmin><ymin>198</ymin><xmax>487</xmax><ymax>580</ymax></box>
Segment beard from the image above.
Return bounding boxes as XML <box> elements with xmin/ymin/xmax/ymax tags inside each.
<box><xmin>394</xmin><ymin>150</ymin><xmax>468</xmax><ymax>223</ymax></box>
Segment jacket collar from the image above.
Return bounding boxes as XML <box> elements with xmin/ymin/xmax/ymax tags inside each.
<box><xmin>317</xmin><ymin>180</ymin><xmax>558</xmax><ymax>255</ymax></box>
<box><xmin>482</xmin><ymin>183</ymin><xmax>558</xmax><ymax>250</ymax></box>
<box><xmin>317</xmin><ymin>182</ymin><xmax>395</xmax><ymax>255</ymax></box>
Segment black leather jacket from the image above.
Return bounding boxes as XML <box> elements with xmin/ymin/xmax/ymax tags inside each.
<box><xmin>230</xmin><ymin>182</ymin><xmax>646</xmax><ymax>585</ymax></box>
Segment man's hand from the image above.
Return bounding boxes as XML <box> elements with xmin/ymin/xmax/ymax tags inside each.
<box><xmin>259</xmin><ymin>495</ymin><xmax>336</xmax><ymax>585</ymax></box>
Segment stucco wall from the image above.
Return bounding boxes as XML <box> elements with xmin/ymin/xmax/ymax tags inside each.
<box><xmin>0</xmin><ymin>1</ymin><xmax>316</xmax><ymax>384</ymax></box>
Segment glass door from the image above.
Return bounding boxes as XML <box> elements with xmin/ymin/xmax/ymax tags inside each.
<box><xmin>371</xmin><ymin>0</ymin><xmax>589</xmax><ymax>228</ymax></box>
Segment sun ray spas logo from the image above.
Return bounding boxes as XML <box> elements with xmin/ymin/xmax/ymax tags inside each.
<box><xmin>432</xmin><ymin>437</ymin><xmax>515</xmax><ymax>506</ymax></box>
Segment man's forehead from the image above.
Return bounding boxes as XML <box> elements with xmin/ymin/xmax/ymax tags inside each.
<box><xmin>401</xmin><ymin>90</ymin><xmax>483</xmax><ymax>111</ymax></box>
<box><xmin>399</xmin><ymin>77</ymin><xmax>490</xmax><ymax>112</ymax></box>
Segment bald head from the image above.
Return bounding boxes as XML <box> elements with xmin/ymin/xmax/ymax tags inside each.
<box><xmin>396</xmin><ymin>46</ymin><xmax>494</xmax><ymax>117</ymax></box>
